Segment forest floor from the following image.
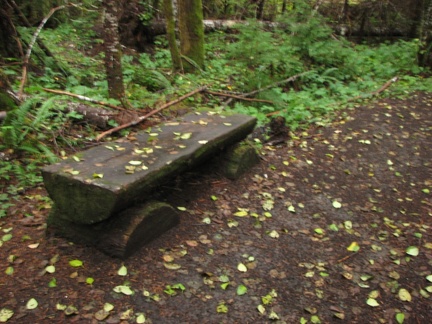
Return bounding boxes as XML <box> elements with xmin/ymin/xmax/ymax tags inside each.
<box><xmin>0</xmin><ymin>92</ymin><xmax>431</xmax><ymax>324</ymax></box>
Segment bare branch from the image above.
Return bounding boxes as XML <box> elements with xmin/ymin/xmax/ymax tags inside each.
<box><xmin>19</xmin><ymin>5</ymin><xmax>66</xmax><ymax>99</ymax></box>
<box><xmin>42</xmin><ymin>88</ymin><xmax>129</xmax><ymax>111</ymax></box>
<box><xmin>96</xmin><ymin>86</ymin><xmax>207</xmax><ymax>141</ymax></box>
<box><xmin>205</xmin><ymin>90</ymin><xmax>273</xmax><ymax>104</ymax></box>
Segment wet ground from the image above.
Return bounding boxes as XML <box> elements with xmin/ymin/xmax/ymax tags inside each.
<box><xmin>0</xmin><ymin>92</ymin><xmax>431</xmax><ymax>323</ymax></box>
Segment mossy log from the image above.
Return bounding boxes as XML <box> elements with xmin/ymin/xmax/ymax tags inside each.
<box><xmin>42</xmin><ymin>112</ymin><xmax>257</xmax><ymax>225</ymax></box>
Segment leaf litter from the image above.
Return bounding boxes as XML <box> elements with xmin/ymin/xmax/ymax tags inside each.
<box><xmin>0</xmin><ymin>94</ymin><xmax>431</xmax><ymax>323</ymax></box>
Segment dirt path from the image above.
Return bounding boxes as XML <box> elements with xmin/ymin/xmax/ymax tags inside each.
<box><xmin>0</xmin><ymin>92</ymin><xmax>431</xmax><ymax>323</ymax></box>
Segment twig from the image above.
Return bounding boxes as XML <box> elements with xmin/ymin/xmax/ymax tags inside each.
<box><xmin>221</xmin><ymin>71</ymin><xmax>312</xmax><ymax>108</ymax></box>
<box><xmin>265</xmin><ymin>76</ymin><xmax>399</xmax><ymax>117</ymax></box>
<box><xmin>42</xmin><ymin>88</ymin><xmax>128</xmax><ymax>111</ymax></box>
<box><xmin>19</xmin><ymin>5</ymin><xmax>66</xmax><ymax>99</ymax></box>
<box><xmin>205</xmin><ymin>90</ymin><xmax>273</xmax><ymax>104</ymax></box>
<box><xmin>337</xmin><ymin>252</ymin><xmax>358</xmax><ymax>263</ymax></box>
<box><xmin>243</xmin><ymin>71</ymin><xmax>313</xmax><ymax>97</ymax></box>
<box><xmin>96</xmin><ymin>86</ymin><xmax>207</xmax><ymax>141</ymax></box>
<box><xmin>345</xmin><ymin>76</ymin><xmax>399</xmax><ymax>103</ymax></box>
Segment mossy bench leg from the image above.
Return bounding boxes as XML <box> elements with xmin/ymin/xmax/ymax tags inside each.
<box><xmin>220</xmin><ymin>142</ymin><xmax>260</xmax><ymax>179</ymax></box>
<box><xmin>47</xmin><ymin>201</ymin><xmax>178</xmax><ymax>259</ymax></box>
<box><xmin>100</xmin><ymin>201</ymin><xmax>179</xmax><ymax>258</ymax></box>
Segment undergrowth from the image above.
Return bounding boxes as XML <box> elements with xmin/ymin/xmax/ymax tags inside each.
<box><xmin>0</xmin><ymin>0</ymin><xmax>430</xmax><ymax>217</ymax></box>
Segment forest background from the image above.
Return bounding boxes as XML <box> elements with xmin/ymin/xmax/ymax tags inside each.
<box><xmin>0</xmin><ymin>0</ymin><xmax>431</xmax><ymax>214</ymax></box>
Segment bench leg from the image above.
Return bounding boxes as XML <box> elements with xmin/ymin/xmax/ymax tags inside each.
<box><xmin>220</xmin><ymin>142</ymin><xmax>260</xmax><ymax>179</ymax></box>
<box><xmin>46</xmin><ymin>201</ymin><xmax>179</xmax><ymax>258</ymax></box>
<box><xmin>100</xmin><ymin>201</ymin><xmax>179</xmax><ymax>258</ymax></box>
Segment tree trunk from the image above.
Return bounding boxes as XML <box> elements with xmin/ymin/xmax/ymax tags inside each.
<box><xmin>162</xmin><ymin>0</ymin><xmax>183</xmax><ymax>72</ymax></box>
<box><xmin>256</xmin><ymin>0</ymin><xmax>265</xmax><ymax>20</ymax></box>
<box><xmin>103</xmin><ymin>0</ymin><xmax>126</xmax><ymax>103</ymax></box>
<box><xmin>178</xmin><ymin>0</ymin><xmax>205</xmax><ymax>72</ymax></box>
<box><xmin>418</xmin><ymin>0</ymin><xmax>432</xmax><ymax>67</ymax></box>
<box><xmin>281</xmin><ymin>0</ymin><xmax>287</xmax><ymax>14</ymax></box>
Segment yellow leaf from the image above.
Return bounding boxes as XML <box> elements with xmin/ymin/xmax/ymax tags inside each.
<box><xmin>347</xmin><ymin>242</ymin><xmax>360</xmax><ymax>252</ymax></box>
<box><xmin>398</xmin><ymin>288</ymin><xmax>412</xmax><ymax>302</ymax></box>
<box><xmin>234</xmin><ymin>210</ymin><xmax>248</xmax><ymax>217</ymax></box>
<box><xmin>237</xmin><ymin>263</ymin><xmax>247</xmax><ymax>272</ymax></box>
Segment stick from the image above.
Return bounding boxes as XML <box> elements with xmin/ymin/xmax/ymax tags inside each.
<box><xmin>345</xmin><ymin>76</ymin><xmax>399</xmax><ymax>102</ymax></box>
<box><xmin>221</xmin><ymin>71</ymin><xmax>312</xmax><ymax>107</ymax></box>
<box><xmin>336</xmin><ymin>252</ymin><xmax>358</xmax><ymax>263</ymax></box>
<box><xmin>42</xmin><ymin>88</ymin><xmax>128</xmax><ymax>111</ymax></box>
<box><xmin>205</xmin><ymin>90</ymin><xmax>273</xmax><ymax>104</ymax></box>
<box><xmin>96</xmin><ymin>86</ymin><xmax>207</xmax><ymax>141</ymax></box>
<box><xmin>19</xmin><ymin>5</ymin><xmax>66</xmax><ymax>99</ymax></box>
<box><xmin>265</xmin><ymin>76</ymin><xmax>399</xmax><ymax>117</ymax></box>
<box><xmin>243</xmin><ymin>71</ymin><xmax>313</xmax><ymax>98</ymax></box>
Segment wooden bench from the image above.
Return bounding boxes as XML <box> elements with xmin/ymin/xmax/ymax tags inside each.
<box><xmin>42</xmin><ymin>111</ymin><xmax>258</xmax><ymax>258</ymax></box>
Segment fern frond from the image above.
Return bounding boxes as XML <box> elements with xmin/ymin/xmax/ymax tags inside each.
<box><xmin>149</xmin><ymin>70</ymin><xmax>173</xmax><ymax>90</ymax></box>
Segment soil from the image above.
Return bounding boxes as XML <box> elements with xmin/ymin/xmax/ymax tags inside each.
<box><xmin>0</xmin><ymin>92</ymin><xmax>431</xmax><ymax>323</ymax></box>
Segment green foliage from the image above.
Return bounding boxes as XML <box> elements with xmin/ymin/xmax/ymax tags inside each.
<box><xmin>227</xmin><ymin>19</ymin><xmax>302</xmax><ymax>90</ymax></box>
<box><xmin>1</xmin><ymin>0</ymin><xmax>429</xmax><ymax>201</ymax></box>
<box><xmin>216</xmin><ymin>0</ymin><xmax>428</xmax><ymax>129</ymax></box>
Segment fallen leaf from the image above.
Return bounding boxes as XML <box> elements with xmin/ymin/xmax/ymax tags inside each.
<box><xmin>163</xmin><ymin>263</ymin><xmax>181</xmax><ymax>270</ymax></box>
<box><xmin>234</xmin><ymin>210</ymin><xmax>248</xmax><ymax>217</ymax></box>
<box><xmin>129</xmin><ymin>160</ymin><xmax>142</xmax><ymax>166</ymax></box>
<box><xmin>398</xmin><ymin>288</ymin><xmax>412</xmax><ymax>302</ymax></box>
<box><xmin>26</xmin><ymin>298</ymin><xmax>38</xmax><ymax>310</ymax></box>
<box><xmin>113</xmin><ymin>285</ymin><xmax>134</xmax><ymax>296</ymax></box>
<box><xmin>366</xmin><ymin>298</ymin><xmax>379</xmax><ymax>307</ymax></box>
<box><xmin>347</xmin><ymin>242</ymin><xmax>360</xmax><ymax>252</ymax></box>
<box><xmin>118</xmin><ymin>265</ymin><xmax>128</xmax><ymax>276</ymax></box>
<box><xmin>0</xmin><ymin>308</ymin><xmax>14</xmax><ymax>322</ymax></box>
<box><xmin>237</xmin><ymin>284</ymin><xmax>248</xmax><ymax>295</ymax></box>
<box><xmin>104</xmin><ymin>303</ymin><xmax>114</xmax><ymax>312</ymax></box>
<box><xmin>136</xmin><ymin>313</ymin><xmax>146</xmax><ymax>323</ymax></box>
<box><xmin>332</xmin><ymin>201</ymin><xmax>342</xmax><ymax>209</ymax></box>
<box><xmin>406</xmin><ymin>246</ymin><xmax>419</xmax><ymax>256</ymax></box>
<box><xmin>395</xmin><ymin>312</ymin><xmax>405</xmax><ymax>324</ymax></box>
<box><xmin>217</xmin><ymin>302</ymin><xmax>228</xmax><ymax>313</ymax></box>
<box><xmin>69</xmin><ymin>260</ymin><xmax>83</xmax><ymax>267</ymax></box>
<box><xmin>94</xmin><ymin>310</ymin><xmax>110</xmax><ymax>321</ymax></box>
<box><xmin>45</xmin><ymin>265</ymin><xmax>55</xmax><ymax>274</ymax></box>
<box><xmin>237</xmin><ymin>263</ymin><xmax>247</xmax><ymax>272</ymax></box>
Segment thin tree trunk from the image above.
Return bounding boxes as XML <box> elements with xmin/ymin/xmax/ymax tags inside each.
<box><xmin>281</xmin><ymin>0</ymin><xmax>287</xmax><ymax>14</ymax></box>
<box><xmin>256</xmin><ymin>0</ymin><xmax>265</xmax><ymax>20</ymax></box>
<box><xmin>162</xmin><ymin>0</ymin><xmax>183</xmax><ymax>72</ymax></box>
<box><xmin>418</xmin><ymin>0</ymin><xmax>432</xmax><ymax>67</ymax></box>
<box><xmin>178</xmin><ymin>0</ymin><xmax>205</xmax><ymax>72</ymax></box>
<box><xmin>103</xmin><ymin>0</ymin><xmax>126</xmax><ymax>103</ymax></box>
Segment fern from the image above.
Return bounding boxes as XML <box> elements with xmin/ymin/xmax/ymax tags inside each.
<box><xmin>0</xmin><ymin>95</ymin><xmax>58</xmax><ymax>163</ymax></box>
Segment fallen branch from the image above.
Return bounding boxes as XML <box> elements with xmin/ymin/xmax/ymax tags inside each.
<box><xmin>265</xmin><ymin>76</ymin><xmax>399</xmax><ymax>117</ymax></box>
<box><xmin>345</xmin><ymin>76</ymin><xmax>399</xmax><ymax>103</ymax></box>
<box><xmin>43</xmin><ymin>88</ymin><xmax>128</xmax><ymax>111</ymax></box>
<box><xmin>205</xmin><ymin>90</ymin><xmax>273</xmax><ymax>104</ymax></box>
<box><xmin>336</xmin><ymin>252</ymin><xmax>359</xmax><ymax>263</ymax></box>
<box><xmin>96</xmin><ymin>86</ymin><xmax>207</xmax><ymax>141</ymax></box>
<box><xmin>243</xmin><ymin>71</ymin><xmax>313</xmax><ymax>98</ymax></box>
<box><xmin>19</xmin><ymin>5</ymin><xmax>66</xmax><ymax>99</ymax></box>
<box><xmin>222</xmin><ymin>71</ymin><xmax>312</xmax><ymax>107</ymax></box>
